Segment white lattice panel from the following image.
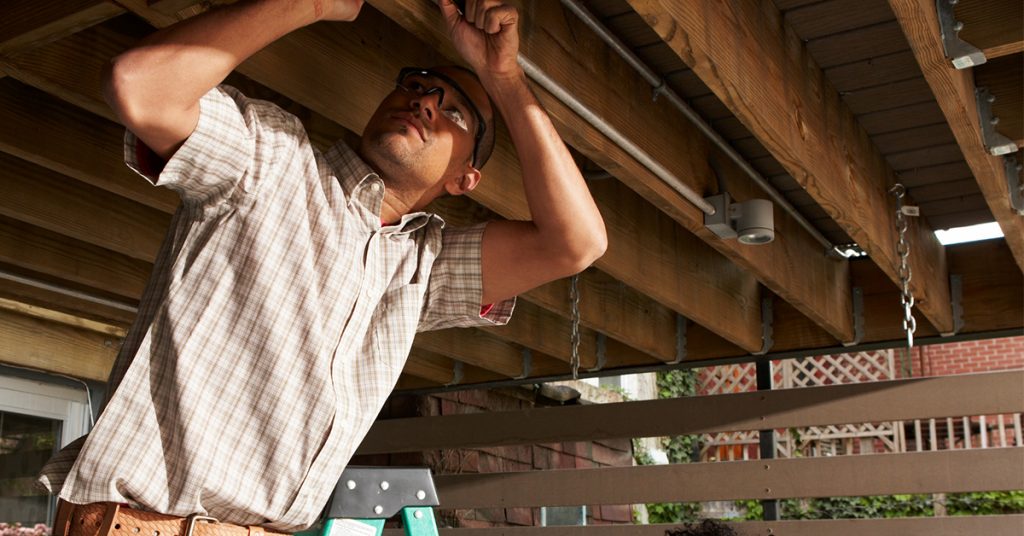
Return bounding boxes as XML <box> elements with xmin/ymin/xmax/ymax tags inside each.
<box><xmin>698</xmin><ymin>353</ymin><xmax>903</xmax><ymax>459</ymax></box>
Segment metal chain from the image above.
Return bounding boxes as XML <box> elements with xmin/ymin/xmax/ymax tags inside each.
<box><xmin>890</xmin><ymin>184</ymin><xmax>917</xmax><ymax>352</ymax></box>
<box><xmin>569</xmin><ymin>274</ymin><xmax>581</xmax><ymax>379</ymax></box>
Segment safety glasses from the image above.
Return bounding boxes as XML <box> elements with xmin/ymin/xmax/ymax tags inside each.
<box><xmin>395</xmin><ymin>67</ymin><xmax>487</xmax><ymax>168</ymax></box>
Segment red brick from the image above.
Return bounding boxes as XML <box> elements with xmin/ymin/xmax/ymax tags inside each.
<box><xmin>457</xmin><ymin>449</ymin><xmax>480</xmax><ymax>473</ymax></box>
<box><xmin>532</xmin><ymin>446</ymin><xmax>554</xmax><ymax>468</ymax></box>
<box><xmin>480</xmin><ymin>445</ymin><xmax>532</xmax><ymax>464</ymax></box>
<box><xmin>599</xmin><ymin>505</ymin><xmax>632</xmax><ymax>523</ymax></box>
<box><xmin>575</xmin><ymin>456</ymin><xmax>595</xmax><ymax>469</ymax></box>
<box><xmin>563</xmin><ymin>442</ymin><xmax>593</xmax><ymax>458</ymax></box>
<box><xmin>472</xmin><ymin>508</ymin><xmax>507</xmax><ymax>523</ymax></box>
<box><xmin>478</xmin><ymin>451</ymin><xmax>504</xmax><ymax>473</ymax></box>
<box><xmin>551</xmin><ymin>451</ymin><xmax>576</xmax><ymax>469</ymax></box>
<box><xmin>456</xmin><ymin>389</ymin><xmax>491</xmax><ymax>408</ymax></box>
<box><xmin>457</xmin><ymin>519</ymin><xmax>496</xmax><ymax>529</ymax></box>
<box><xmin>592</xmin><ymin>443</ymin><xmax>631</xmax><ymax>466</ymax></box>
<box><xmin>506</xmin><ymin>507</ymin><xmax>533</xmax><ymax>526</ymax></box>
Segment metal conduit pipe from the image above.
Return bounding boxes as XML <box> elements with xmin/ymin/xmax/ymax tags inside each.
<box><xmin>0</xmin><ymin>269</ymin><xmax>139</xmax><ymax>313</ymax></box>
<box><xmin>559</xmin><ymin>0</ymin><xmax>835</xmax><ymax>252</ymax></box>
<box><xmin>517</xmin><ymin>54</ymin><xmax>717</xmax><ymax>216</ymax></box>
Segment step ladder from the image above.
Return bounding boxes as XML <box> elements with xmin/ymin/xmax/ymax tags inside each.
<box><xmin>298</xmin><ymin>467</ymin><xmax>441</xmax><ymax>536</ymax></box>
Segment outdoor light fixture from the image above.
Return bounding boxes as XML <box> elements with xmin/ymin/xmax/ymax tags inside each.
<box><xmin>703</xmin><ymin>193</ymin><xmax>775</xmax><ymax>245</ymax></box>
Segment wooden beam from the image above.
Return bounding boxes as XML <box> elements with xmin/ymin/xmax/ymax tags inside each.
<box><xmin>888</xmin><ymin>0</ymin><xmax>1024</xmax><ymax>273</ymax></box>
<box><xmin>522</xmin><ymin>269</ymin><xmax>678</xmax><ymax>364</ymax></box>
<box><xmin>0</xmin><ymin>78</ymin><xmax>179</xmax><ymax>214</ymax></box>
<box><xmin>404</xmin><ymin>349</ymin><xmax>505</xmax><ymax>387</ymax></box>
<box><xmin>0</xmin><ymin>309</ymin><xmax>118</xmax><ymax>382</ymax></box>
<box><xmin>0</xmin><ymin>276</ymin><xmax>137</xmax><ymax>327</ymax></box>
<box><xmin>434</xmin><ymin>449</ymin><xmax>1024</xmax><ymax>508</ymax></box>
<box><xmin>0</xmin><ymin>151</ymin><xmax>170</xmax><ymax>262</ymax></box>
<box><xmin>948</xmin><ymin>240</ymin><xmax>1024</xmax><ymax>332</ymax></box>
<box><xmin>367</xmin><ymin>0</ymin><xmax>853</xmax><ymax>347</ymax></box>
<box><xmin>0</xmin><ymin>216</ymin><xmax>150</xmax><ymax>301</ymax></box>
<box><xmin>772</xmin><ymin>238</ymin><xmax>1022</xmax><ymax>352</ymax></box>
<box><xmin>359</xmin><ymin>369</ymin><xmax>1023</xmax><ymax>453</ymax></box>
<box><xmin>0</xmin><ymin>0</ymin><xmax>123</xmax><ymax>55</ymax></box>
<box><xmin>0</xmin><ymin>297</ymin><xmax>125</xmax><ymax>338</ymax></box>
<box><xmin>628</xmin><ymin>0</ymin><xmax>953</xmax><ymax>334</ymax></box>
<box><xmin>384</xmin><ymin>516</ymin><xmax>1024</xmax><ymax>536</ymax></box>
<box><xmin>956</xmin><ymin>0</ymin><xmax>1024</xmax><ymax>60</ymax></box>
<box><xmin>414</xmin><ymin>329</ymin><xmax>566</xmax><ymax>379</ymax></box>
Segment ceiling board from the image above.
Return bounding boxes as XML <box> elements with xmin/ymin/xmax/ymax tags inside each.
<box><xmin>783</xmin><ymin>0</ymin><xmax>896</xmax><ymax>41</ymax></box>
<box><xmin>806</xmin><ymin>21</ymin><xmax>909</xmax><ymax>69</ymax></box>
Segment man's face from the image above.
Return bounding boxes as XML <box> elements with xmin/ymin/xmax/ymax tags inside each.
<box><xmin>360</xmin><ymin>66</ymin><xmax>492</xmax><ymax>193</ymax></box>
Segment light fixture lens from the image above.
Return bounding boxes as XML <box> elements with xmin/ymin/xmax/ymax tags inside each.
<box><xmin>738</xmin><ymin>231</ymin><xmax>773</xmax><ymax>245</ymax></box>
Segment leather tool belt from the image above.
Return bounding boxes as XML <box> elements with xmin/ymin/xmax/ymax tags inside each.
<box><xmin>54</xmin><ymin>501</ymin><xmax>291</xmax><ymax>536</ymax></box>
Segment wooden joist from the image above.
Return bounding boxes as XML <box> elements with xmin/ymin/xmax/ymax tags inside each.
<box><xmin>0</xmin><ymin>277</ymin><xmax>137</xmax><ymax>327</ymax></box>
<box><xmin>0</xmin><ymin>216</ymin><xmax>149</xmax><ymax>301</ymax></box>
<box><xmin>0</xmin><ymin>0</ymin><xmax>123</xmax><ymax>55</ymax></box>
<box><xmin>0</xmin><ymin>297</ymin><xmax>125</xmax><ymax>338</ymax></box>
<box><xmin>888</xmin><ymin>0</ymin><xmax>1024</xmax><ymax>273</ymax></box>
<box><xmin>627</xmin><ymin>0</ymin><xmax>954</xmax><ymax>335</ymax></box>
<box><xmin>956</xmin><ymin>0</ymin><xmax>1024</xmax><ymax>60</ymax></box>
<box><xmin>403</xmin><ymin>349</ymin><xmax>504</xmax><ymax>386</ymax></box>
<box><xmin>0</xmin><ymin>78</ymin><xmax>179</xmax><ymax>214</ymax></box>
<box><xmin>0</xmin><ymin>308</ymin><xmax>119</xmax><ymax>382</ymax></box>
<box><xmin>0</xmin><ymin>151</ymin><xmax>170</xmax><ymax>262</ymax></box>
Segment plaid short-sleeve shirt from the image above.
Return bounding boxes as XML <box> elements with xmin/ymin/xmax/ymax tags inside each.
<box><xmin>36</xmin><ymin>86</ymin><xmax>513</xmax><ymax>531</ymax></box>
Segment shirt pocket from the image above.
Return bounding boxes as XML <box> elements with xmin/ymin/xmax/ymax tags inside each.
<box><xmin>370</xmin><ymin>283</ymin><xmax>427</xmax><ymax>373</ymax></box>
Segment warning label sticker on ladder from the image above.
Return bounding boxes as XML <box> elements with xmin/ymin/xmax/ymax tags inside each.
<box><xmin>327</xmin><ymin>519</ymin><xmax>378</xmax><ymax>536</ymax></box>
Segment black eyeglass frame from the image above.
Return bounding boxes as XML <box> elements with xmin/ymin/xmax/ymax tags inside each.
<box><xmin>396</xmin><ymin>67</ymin><xmax>487</xmax><ymax>169</ymax></box>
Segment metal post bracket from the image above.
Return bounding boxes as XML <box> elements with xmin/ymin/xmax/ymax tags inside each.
<box><xmin>514</xmin><ymin>348</ymin><xmax>532</xmax><ymax>380</ymax></box>
<box><xmin>444</xmin><ymin>361</ymin><xmax>464</xmax><ymax>387</ymax></box>
<box><xmin>942</xmin><ymin>275</ymin><xmax>964</xmax><ymax>337</ymax></box>
<box><xmin>975</xmin><ymin>87</ymin><xmax>1019</xmax><ymax>156</ymax></box>
<box><xmin>752</xmin><ymin>297</ymin><xmax>774</xmax><ymax>356</ymax></box>
<box><xmin>1005</xmin><ymin>156</ymin><xmax>1024</xmax><ymax>214</ymax></box>
<box><xmin>842</xmin><ymin>287</ymin><xmax>864</xmax><ymax>347</ymax></box>
<box><xmin>936</xmin><ymin>0</ymin><xmax>986</xmax><ymax>69</ymax></box>
<box><xmin>587</xmin><ymin>333</ymin><xmax>607</xmax><ymax>372</ymax></box>
<box><xmin>669</xmin><ymin>315</ymin><xmax>688</xmax><ymax>365</ymax></box>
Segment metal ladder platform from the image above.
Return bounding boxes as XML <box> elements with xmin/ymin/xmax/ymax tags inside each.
<box><xmin>297</xmin><ymin>467</ymin><xmax>441</xmax><ymax>536</ymax></box>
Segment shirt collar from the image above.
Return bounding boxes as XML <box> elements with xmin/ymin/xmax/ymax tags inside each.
<box><xmin>325</xmin><ymin>141</ymin><xmax>445</xmax><ymax>234</ymax></box>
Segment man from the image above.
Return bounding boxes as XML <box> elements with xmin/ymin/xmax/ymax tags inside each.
<box><xmin>37</xmin><ymin>0</ymin><xmax>606</xmax><ymax>533</ymax></box>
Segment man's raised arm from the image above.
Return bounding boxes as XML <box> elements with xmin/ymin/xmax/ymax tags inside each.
<box><xmin>103</xmin><ymin>0</ymin><xmax>364</xmax><ymax>160</ymax></box>
<box><xmin>438</xmin><ymin>0</ymin><xmax>608</xmax><ymax>305</ymax></box>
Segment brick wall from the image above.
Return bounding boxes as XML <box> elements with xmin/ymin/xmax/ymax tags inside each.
<box><xmin>907</xmin><ymin>335</ymin><xmax>1024</xmax><ymax>377</ymax></box>
<box><xmin>352</xmin><ymin>386</ymin><xmax>635</xmax><ymax>529</ymax></box>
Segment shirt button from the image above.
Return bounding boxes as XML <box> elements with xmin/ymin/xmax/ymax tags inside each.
<box><xmin>369</xmin><ymin>182</ymin><xmax>382</xmax><ymax>193</ymax></box>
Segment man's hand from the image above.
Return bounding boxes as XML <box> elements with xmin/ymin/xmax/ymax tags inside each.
<box><xmin>438</xmin><ymin>0</ymin><xmax>520</xmax><ymax>80</ymax></box>
<box><xmin>314</xmin><ymin>0</ymin><xmax>364</xmax><ymax>22</ymax></box>
<box><xmin>434</xmin><ymin>2</ymin><xmax>607</xmax><ymax>304</ymax></box>
<box><xmin>105</xmin><ymin>0</ymin><xmax>366</xmax><ymax>161</ymax></box>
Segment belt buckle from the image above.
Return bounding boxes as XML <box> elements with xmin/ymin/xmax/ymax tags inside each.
<box><xmin>184</xmin><ymin>515</ymin><xmax>219</xmax><ymax>536</ymax></box>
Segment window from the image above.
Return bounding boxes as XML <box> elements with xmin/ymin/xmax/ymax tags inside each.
<box><xmin>540</xmin><ymin>506</ymin><xmax>586</xmax><ymax>526</ymax></box>
<box><xmin>0</xmin><ymin>375</ymin><xmax>92</xmax><ymax>528</ymax></box>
